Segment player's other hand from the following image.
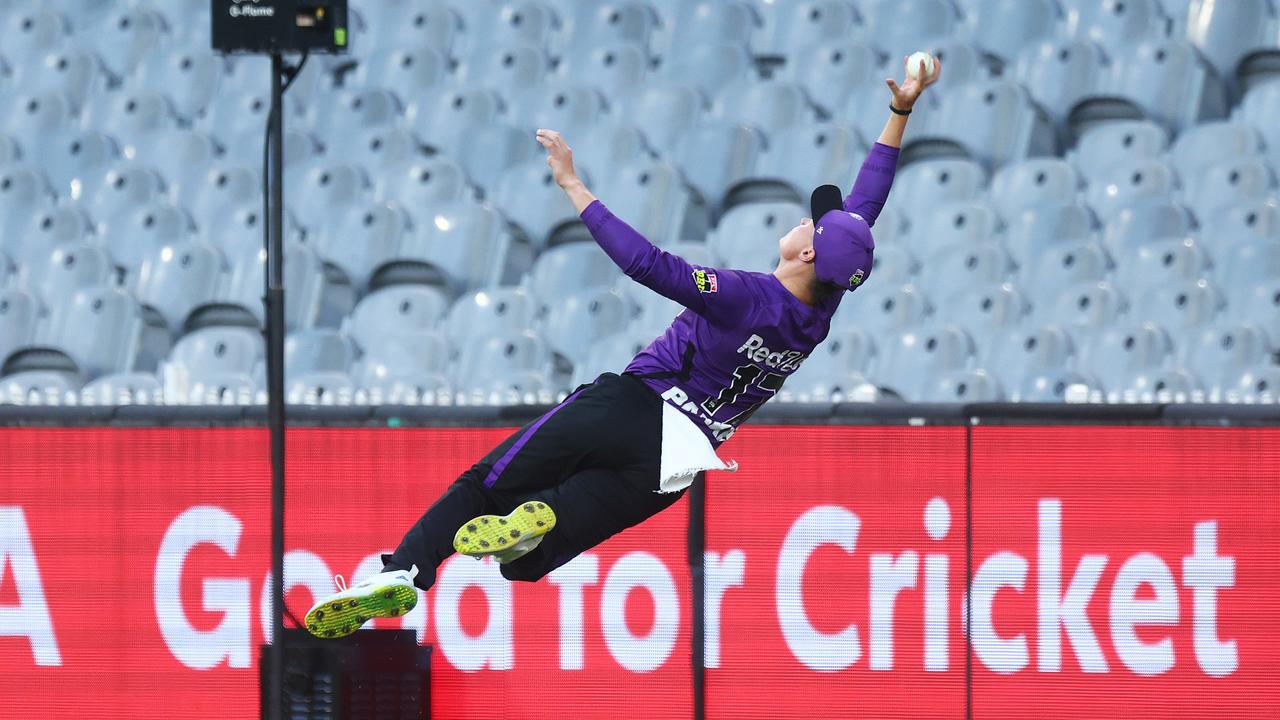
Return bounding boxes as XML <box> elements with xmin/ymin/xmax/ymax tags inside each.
<box><xmin>885</xmin><ymin>55</ymin><xmax>941</xmax><ymax>110</ymax></box>
<box><xmin>536</xmin><ymin>129</ymin><xmax>578</xmax><ymax>188</ymax></box>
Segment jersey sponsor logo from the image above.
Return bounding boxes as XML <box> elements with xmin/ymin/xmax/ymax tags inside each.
<box><xmin>736</xmin><ymin>335</ymin><xmax>807</xmax><ymax>372</ymax></box>
<box><xmin>693</xmin><ymin>269</ymin><xmax>718</xmax><ymax>294</ymax></box>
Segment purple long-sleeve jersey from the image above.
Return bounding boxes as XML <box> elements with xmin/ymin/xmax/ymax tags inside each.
<box><xmin>580</xmin><ymin>143</ymin><xmax>901</xmax><ymax>446</ymax></box>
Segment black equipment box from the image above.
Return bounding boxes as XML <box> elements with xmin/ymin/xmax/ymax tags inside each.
<box><xmin>212</xmin><ymin>1</ymin><xmax>350</xmax><ymax>54</ymax></box>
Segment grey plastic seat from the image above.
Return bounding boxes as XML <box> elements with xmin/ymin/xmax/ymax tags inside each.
<box><xmin>1230</xmin><ymin>280</ymin><xmax>1280</xmax><ymax>342</ymax></box>
<box><xmin>132</xmin><ymin>129</ymin><xmax>219</xmax><ymax>209</ymax></box>
<box><xmin>135</xmin><ymin>241</ymin><xmax>224</xmax><ymax>334</ymax></box>
<box><xmin>358</xmin><ymin>369</ymin><xmax>452</xmax><ymax>405</ymax></box>
<box><xmin>1181</xmin><ymin>158</ymin><xmax>1276</xmax><ymax>215</ymax></box>
<box><xmin>1101</xmin><ymin>201</ymin><xmax>1194</xmax><ymax>253</ymax></box>
<box><xmin>1234</xmin><ymin>80</ymin><xmax>1280</xmax><ymax>168</ymax></box>
<box><xmin>905</xmin><ymin>200</ymin><xmax>1000</xmax><ymax>258</ymax></box>
<box><xmin>42</xmin><ymin>286</ymin><xmax>143</xmax><ymax>379</ymax></box>
<box><xmin>928</xmin><ymin>41</ymin><xmax>996</xmax><ymax>88</ymax></box>
<box><xmin>1137</xmin><ymin>279</ymin><xmax>1225</xmax><ymax>330</ymax></box>
<box><xmin>182</xmin><ymin>371</ymin><xmax>258</xmax><ymax>405</ymax></box>
<box><xmin>627</xmin><ymin>289</ymin><xmax>684</xmax><ymax>335</ymax></box>
<box><xmin>387</xmin><ymin>2</ymin><xmax>460</xmax><ymax>57</ymax></box>
<box><xmin>444</xmin><ymin>286</ymin><xmax>539</xmax><ymax>346</ymax></box>
<box><xmin>309</xmin><ymin>87</ymin><xmax>404</xmax><ymax>142</ymax></box>
<box><xmin>493</xmin><ymin>159</ymin><xmax>590</xmax><ymax>249</ymax></box>
<box><xmin>384</xmin><ymin>155</ymin><xmax>470</xmax><ymax>212</ymax></box>
<box><xmin>165</xmin><ymin>326</ymin><xmax>262</xmax><ymax>381</ymax></box>
<box><xmin>387</xmin><ymin>200</ymin><xmax>509</xmax><ymax>293</ymax></box>
<box><xmin>19</xmin><ymin>241</ymin><xmax>113</xmax><ymax>310</ymax></box>
<box><xmin>782</xmin><ymin>42</ymin><xmax>882</xmax><ymax>115</ymax></box>
<box><xmin>100</xmin><ymin>202</ymin><xmax>194</xmax><ymax>275</ymax></box>
<box><xmin>1065</xmin><ymin>0</ymin><xmax>1165</xmax><ymax>45</ymax></box>
<box><xmin>457</xmin><ymin>43</ymin><xmax>548</xmax><ymax>91</ymax></box>
<box><xmin>989</xmin><ymin>158</ymin><xmax>1080</xmax><ymax>218</ymax></box>
<box><xmin>571</xmin><ymin>328</ymin><xmax>653</xmax><ymax>387</ymax></box>
<box><xmin>287</xmin><ymin>371</ymin><xmax>356</xmax><ymax>405</ymax></box>
<box><xmin>1186</xmin><ymin>0</ymin><xmax>1278</xmax><ymax>81</ymax></box>
<box><xmin>357</xmin><ymin>325</ymin><xmax>451</xmax><ymax>375</ymax></box>
<box><xmin>623</xmin><ymin>84</ymin><xmax>704</xmax><ymax>153</ymax></box>
<box><xmin>835</xmin><ymin>283</ymin><xmax>931</xmax><ymax>334</ymax></box>
<box><xmin>484</xmin><ymin>0</ymin><xmax>561</xmax><ymax>50</ymax></box>
<box><xmin>1069</xmin><ymin>120</ymin><xmax>1168</xmax><ymax>184</ymax></box>
<box><xmin>936</xmin><ymin>283</ymin><xmax>1029</xmax><ymax>337</ymax></box>
<box><xmin>409</xmin><ymin>87</ymin><xmax>502</xmax><ymax>153</ymax></box>
<box><xmin>0</xmin><ymin>134</ymin><xmax>21</xmax><ymax>167</ymax></box>
<box><xmin>455</xmin><ymin>122</ymin><xmax>538</xmax><ymax>191</ymax></box>
<box><xmin>859</xmin><ymin>0</ymin><xmax>960</xmax><ymax>58</ymax></box>
<box><xmin>15</xmin><ymin>206</ymin><xmax>95</xmax><ymax>262</ymax></box>
<box><xmin>676</xmin><ymin>121</ymin><xmax>762</xmax><ymax>210</ymax></box>
<box><xmin>893</xmin><ymin>159</ymin><xmax>987</xmax><ymax>210</ymax></box>
<box><xmin>82</xmin><ymin>89</ymin><xmax>178</xmax><ymax>154</ymax></box>
<box><xmin>0</xmin><ymin>164</ymin><xmax>55</xmax><ymax>253</ymax></box>
<box><xmin>222</xmin><ymin>240</ymin><xmax>324</xmax><ymax>330</ymax></box>
<box><xmin>1084</xmin><ymin>158</ymin><xmax>1178</xmax><ymax>222</ymax></box>
<box><xmin>912</xmin><ymin>79</ymin><xmax>1056</xmax><ymax>170</ymax></box>
<box><xmin>754</xmin><ymin>0</ymin><xmax>857</xmax><ymax>58</ymax></box>
<box><xmin>357</xmin><ymin>47</ymin><xmax>449</xmax><ymax>103</ymax></box>
<box><xmin>659</xmin><ymin>43</ymin><xmax>752</xmax><ymax>101</ymax></box>
<box><xmin>1013</xmin><ymin>39</ymin><xmax>1107</xmax><ymax>127</ymax></box>
<box><xmin>527</xmin><ymin>242</ymin><xmax>622</xmax><ymax>305</ymax></box>
<box><xmin>135</xmin><ymin>48</ymin><xmax>221</xmax><ymax>122</ymax></box>
<box><xmin>314</xmin><ymin>202</ymin><xmax>410</xmax><ymax>291</ymax></box>
<box><xmin>595</xmin><ymin>157</ymin><xmax>692</xmax><ymax>243</ymax></box>
<box><xmin>661</xmin><ymin>3</ymin><xmax>755</xmax><ymax>60</ymax></box>
<box><xmin>79</xmin><ymin>163</ymin><xmax>168</xmax><ymax>233</ymax></box>
<box><xmin>918</xmin><ymin>242</ymin><xmax>1014</xmax><ymax>294</ymax></box>
<box><xmin>1083</xmin><ymin>40</ymin><xmax>1227</xmax><ymax>135</ymax></box>
<box><xmin>284</xmin><ymin>162</ymin><xmax>371</xmax><ymax>230</ymax></box>
<box><xmin>1230</xmin><ymin>365</ymin><xmax>1280</xmax><ymax>401</ymax></box>
<box><xmin>0</xmin><ymin>250</ymin><xmax>11</xmax><ymax>287</ymax></box>
<box><xmin>865</xmin><ymin>245</ymin><xmax>919</xmax><ymax>287</ymax></box>
<box><xmin>285</xmin><ymin>329</ymin><xmax>355</xmax><ymax>377</ymax></box>
<box><xmin>963</xmin><ymin>0</ymin><xmax>1060</xmax><ymax>64</ymax></box>
<box><xmin>709</xmin><ymin>201</ymin><xmax>801</xmax><ymax>272</ymax></box>
<box><xmin>1220</xmin><ymin>240</ymin><xmax>1280</xmax><ymax>290</ymax></box>
<box><xmin>24</xmin><ymin>48</ymin><xmax>100</xmax><ymax>115</ymax></box>
<box><xmin>187</xmin><ymin>163</ymin><xmax>261</xmax><ymax>228</ymax></box>
<box><xmin>1182</xmin><ymin>322</ymin><xmax>1273</xmax><ymax>394</ymax></box>
<box><xmin>713</xmin><ymin>80</ymin><xmax>814</xmax><ymax>139</ymax></box>
<box><xmin>560</xmin><ymin>2</ymin><xmax>657</xmax><ymax>50</ymax></box>
<box><xmin>1122</xmin><ymin>367</ymin><xmax>1203</xmax><ymax>400</ymax></box>
<box><xmin>877</xmin><ymin>324</ymin><xmax>976</xmax><ymax>401</ymax></box>
<box><xmin>1043</xmin><ymin>280</ymin><xmax>1129</xmax><ymax>328</ymax></box>
<box><xmin>92</xmin><ymin>5</ymin><xmax>165</xmax><ymax>79</ymax></box>
<box><xmin>924</xmin><ymin>368</ymin><xmax>1004</xmax><ymax>402</ymax></box>
<box><xmin>0</xmin><ymin>289</ymin><xmax>40</xmax><ymax>366</ymax></box>
<box><xmin>572</xmin><ymin>122</ymin><xmax>650</xmax><ymax>171</ymax></box>
<box><xmin>1080</xmin><ymin>320</ymin><xmax>1173</xmax><ymax>391</ymax></box>
<box><xmin>455</xmin><ymin>330</ymin><xmax>552</xmax><ymax>391</ymax></box>
<box><xmin>2</xmin><ymin>91</ymin><xmax>74</xmax><ymax>152</ymax></box>
<box><xmin>981</xmin><ymin>323</ymin><xmax>1077</xmax><ymax>386</ymax></box>
<box><xmin>1116</xmin><ymin>237</ymin><xmax>1209</xmax><ymax>291</ymax></box>
<box><xmin>343</xmin><ymin>285</ymin><xmax>450</xmax><ymax>352</ymax></box>
<box><xmin>1208</xmin><ymin>199</ymin><xmax>1280</xmax><ymax>249</ymax></box>
<box><xmin>7</xmin><ymin>8</ymin><xmax>70</xmax><ymax>60</ymax></box>
<box><xmin>559</xmin><ymin>42</ymin><xmax>649</xmax><ymax>93</ymax></box>
<box><xmin>1016</xmin><ymin>368</ymin><xmax>1099</xmax><ymax>402</ymax></box>
<box><xmin>751</xmin><ymin>122</ymin><xmax>865</xmax><ymax>201</ymax></box>
<box><xmin>81</xmin><ymin>371</ymin><xmax>161</xmax><ymax>405</ymax></box>
<box><xmin>543</xmin><ymin>288</ymin><xmax>630</xmax><ymax>366</ymax></box>
<box><xmin>0</xmin><ymin>371</ymin><xmax>81</xmax><ymax>404</ymax></box>
<box><xmin>1168</xmin><ymin>121</ymin><xmax>1263</xmax><ymax>179</ymax></box>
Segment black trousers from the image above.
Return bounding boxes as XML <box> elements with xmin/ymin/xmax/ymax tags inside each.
<box><xmin>384</xmin><ymin>372</ymin><xmax>685</xmax><ymax>590</ymax></box>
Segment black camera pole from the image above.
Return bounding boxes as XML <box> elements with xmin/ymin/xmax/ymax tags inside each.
<box><xmin>265</xmin><ymin>50</ymin><xmax>288</xmax><ymax>720</ymax></box>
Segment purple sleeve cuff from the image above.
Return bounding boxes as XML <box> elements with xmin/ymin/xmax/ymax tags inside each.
<box><xmin>580</xmin><ymin>199</ymin><xmax>609</xmax><ymax>230</ymax></box>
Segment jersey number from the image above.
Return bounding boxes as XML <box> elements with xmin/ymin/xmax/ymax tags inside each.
<box><xmin>701</xmin><ymin>365</ymin><xmax>785</xmax><ymax>418</ymax></box>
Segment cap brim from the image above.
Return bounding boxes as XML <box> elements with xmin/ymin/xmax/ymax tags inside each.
<box><xmin>810</xmin><ymin>184</ymin><xmax>844</xmax><ymax>224</ymax></box>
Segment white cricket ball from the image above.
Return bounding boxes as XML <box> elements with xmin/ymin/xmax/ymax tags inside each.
<box><xmin>906</xmin><ymin>51</ymin><xmax>936</xmax><ymax>80</ymax></box>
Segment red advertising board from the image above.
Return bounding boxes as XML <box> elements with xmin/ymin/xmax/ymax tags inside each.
<box><xmin>2</xmin><ymin>425</ymin><xmax>1278</xmax><ymax>719</ymax></box>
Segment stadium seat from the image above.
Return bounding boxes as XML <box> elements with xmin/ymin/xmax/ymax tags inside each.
<box><xmin>1012</xmin><ymin>39</ymin><xmax>1107</xmax><ymax>127</ymax></box>
<box><xmin>982</xmin><ymin>323</ymin><xmax>1077</xmax><ymax>385</ymax></box>
<box><xmin>134</xmin><ymin>241</ymin><xmax>224</xmax><ymax>335</ymax></box>
<box><xmin>135</xmin><ymin>49</ymin><xmax>222</xmax><ymax>122</ymax></box>
<box><xmin>1121</xmin><ymin>367</ymin><xmax>1203</xmax><ymax>400</ymax></box>
<box><xmin>0</xmin><ymin>164</ymin><xmax>55</xmax><ymax>254</ymax></box>
<box><xmin>658</xmin><ymin>43</ymin><xmax>752</xmax><ymax>101</ymax></box>
<box><xmin>713</xmin><ymin>80</ymin><xmax>815</xmax><ymax>139</ymax></box>
<box><xmin>1230</xmin><ymin>364</ymin><xmax>1280</xmax><ymax>401</ymax></box>
<box><xmin>782</xmin><ymin>42</ymin><xmax>883</xmax><ymax>116</ymax></box>
<box><xmin>409</xmin><ymin>87</ymin><xmax>503</xmax><ymax>152</ymax></box>
<box><xmin>1043</xmin><ymin>280</ymin><xmax>1129</xmax><ymax>328</ymax></box>
<box><xmin>625</xmin><ymin>288</ymin><xmax>684</xmax><ymax>335</ymax></box>
<box><xmin>571</xmin><ymin>329</ymin><xmax>654</xmax><ymax>387</ymax></box>
<box><xmin>1219</xmin><ymin>240</ymin><xmax>1280</xmax><ymax>290</ymax></box>
<box><xmin>1084</xmin><ymin>158</ymin><xmax>1178</xmax><ymax>222</ymax></box>
<box><xmin>988</xmin><ymin>158</ymin><xmax>1081</xmax><ymax>218</ymax></box>
<box><xmin>454</xmin><ymin>122</ymin><xmax>539</xmax><ymax>191</ymax></box>
<box><xmin>454</xmin><ymin>330</ymin><xmax>553</xmax><ymax>393</ymax></box>
<box><xmin>132</xmin><ymin>129</ymin><xmax>219</xmax><ymax>209</ymax></box>
<box><xmin>2</xmin><ymin>91</ymin><xmax>74</xmax><ymax>155</ymax></box>
<box><xmin>893</xmin><ymin>159</ymin><xmax>988</xmax><ymax>210</ymax></box>
<box><xmin>457</xmin><ymin>44</ymin><xmax>549</xmax><ymax>91</ymax></box>
<box><xmin>1065</xmin><ymin>0</ymin><xmax>1166</xmax><ymax>45</ymax></box>
<box><xmin>285</xmin><ymin>329</ymin><xmax>355</xmax><ymax>378</ymax></box>
<box><xmin>92</xmin><ymin>5</ymin><xmax>166</xmax><ymax>79</ymax></box>
<box><xmin>7</xmin><ymin>8</ymin><xmax>70</xmax><ymax>60</ymax></box>
<box><xmin>918</xmin><ymin>242</ymin><xmax>1014</xmax><ymax>294</ymax></box>
<box><xmin>708</xmin><ymin>201</ymin><xmax>800</xmax><ymax>272</ymax></box>
<box><xmin>220</xmin><ymin>240</ymin><xmax>325</xmax><ymax>331</ymax></box>
<box><xmin>445</xmin><ymin>286</ymin><xmax>541</xmax><ymax>346</ymax></box>
<box><xmin>876</xmin><ymin>324</ymin><xmax>976</xmax><ymax>401</ymax></box>
<box><xmin>383</xmin><ymin>200</ymin><xmax>510</xmax><ymax>294</ymax></box>
<box><xmin>1180</xmin><ymin>158</ymin><xmax>1277</xmax><ymax>215</ymax></box>
<box><xmin>1073</xmin><ymin>40</ymin><xmax>1227</xmax><ymax>137</ymax></box>
<box><xmin>39</xmin><ymin>286</ymin><xmax>144</xmax><ymax>379</ymax></box>
<box><xmin>1207</xmin><ymin>199</ymin><xmax>1280</xmax><ymax>249</ymax></box>
<box><xmin>284</xmin><ymin>162</ymin><xmax>371</xmax><ymax>231</ymax></box>
<box><xmin>676</xmin><ymin>121</ymin><xmax>763</xmax><ymax>210</ymax></box>
<box><xmin>1016</xmin><ymin>367</ymin><xmax>1099</xmax><ymax>401</ymax></box>
<box><xmin>594</xmin><ymin>157</ymin><xmax>692</xmax><ymax>243</ymax></box>
<box><xmin>14</xmin><ymin>206</ymin><xmax>95</xmax><ymax>266</ymax></box>
<box><xmin>909</xmin><ymin>79</ymin><xmax>1056</xmax><ymax>170</ymax></box>
<box><xmin>81</xmin><ymin>371</ymin><xmax>162</xmax><ymax>405</ymax></box>
<box><xmin>359</xmin><ymin>370</ymin><xmax>453</xmax><ymax>405</ymax></box>
<box><xmin>383</xmin><ymin>155</ymin><xmax>471</xmax><ymax>212</ymax></box>
<box><xmin>287</xmin><ymin>371</ymin><xmax>356</xmax><ymax>405</ymax></box>
<box><xmin>559</xmin><ymin>2</ymin><xmax>657</xmax><ymax>50</ymax></box>
<box><xmin>1230</xmin><ymin>280</ymin><xmax>1280</xmax><ymax>342</ymax></box>
<box><xmin>343</xmin><ymin>285</ymin><xmax>450</xmax><ymax>351</ymax></box>
<box><xmin>746</xmin><ymin>122</ymin><xmax>865</xmax><ymax>204</ymax></box>
<box><xmin>82</xmin><ymin>89</ymin><xmax>179</xmax><ymax>155</ymax></box>
<box><xmin>834</xmin><ymin>282</ymin><xmax>932</xmax><ymax>335</ymax></box>
<box><xmin>1236</xmin><ymin>79</ymin><xmax>1280</xmax><ymax>163</ymax></box>
<box><xmin>314</xmin><ymin>202</ymin><xmax>411</xmax><ymax>291</ymax></box>
<box><xmin>18</xmin><ymin>241</ymin><xmax>113</xmax><ymax>310</ymax></box>
<box><xmin>1101</xmin><ymin>201</ymin><xmax>1194</xmax><ymax>253</ymax></box>
<box><xmin>1069</xmin><ymin>120</ymin><xmax>1169</xmax><ymax>183</ymax></box>
<box><xmin>571</xmin><ymin>122</ymin><xmax>650</xmax><ymax>174</ymax></box>
<box><xmin>99</xmin><ymin>202</ymin><xmax>195</xmax><ymax>275</ymax></box>
<box><xmin>1137</xmin><ymin>279</ymin><xmax>1225</xmax><ymax>330</ymax></box>
<box><xmin>621</xmin><ymin>85</ymin><xmax>704</xmax><ymax>154</ymax></box>
<box><xmin>357</xmin><ymin>47</ymin><xmax>449</xmax><ymax>104</ymax></box>
<box><xmin>1167</xmin><ymin>121</ymin><xmax>1264</xmax><ymax>178</ymax></box>
<box><xmin>0</xmin><ymin>370</ymin><xmax>81</xmax><ymax>404</ymax></box>
<box><xmin>859</xmin><ymin>0</ymin><xmax>960</xmax><ymax>58</ymax></box>
<box><xmin>864</xmin><ymin>245</ymin><xmax>920</xmax><ymax>286</ymax></box>
<box><xmin>309</xmin><ymin>87</ymin><xmax>405</xmax><ymax>143</ymax></box>
<box><xmin>963</xmin><ymin>0</ymin><xmax>1061</xmax><ymax>64</ymax></box>
<box><xmin>0</xmin><ymin>250</ymin><xmax>12</xmax><ymax>287</ymax></box>
<box><xmin>485</xmin><ymin>1</ymin><xmax>562</xmax><ymax>51</ymax></box>
<box><xmin>754</xmin><ymin>0</ymin><xmax>857</xmax><ymax>58</ymax></box>
<box><xmin>558</xmin><ymin>42</ymin><xmax>649</xmax><ymax>94</ymax></box>
<box><xmin>904</xmin><ymin>200</ymin><xmax>1000</xmax><ymax>258</ymax></box>
<box><xmin>387</xmin><ymin>2</ymin><xmax>460</xmax><ymax>58</ymax></box>
<box><xmin>526</xmin><ymin>242</ymin><xmax>622</xmax><ymax>306</ymax></box>
<box><xmin>1182</xmin><ymin>321</ymin><xmax>1274</xmax><ymax>394</ymax></box>
<box><xmin>924</xmin><ymin>368</ymin><xmax>1005</xmax><ymax>402</ymax></box>
<box><xmin>542</xmin><ymin>287</ymin><xmax>631</xmax><ymax>366</ymax></box>
<box><xmin>23</xmin><ymin>48</ymin><xmax>100</xmax><ymax>116</ymax></box>
<box><xmin>659</xmin><ymin>2</ymin><xmax>756</xmax><ymax>59</ymax></box>
<box><xmin>165</xmin><ymin>326</ymin><xmax>262</xmax><ymax>384</ymax></box>
<box><xmin>493</xmin><ymin>159</ymin><xmax>592</xmax><ymax>249</ymax></box>
<box><xmin>0</xmin><ymin>289</ymin><xmax>40</xmax><ymax>366</ymax></box>
<box><xmin>1115</xmin><ymin>237</ymin><xmax>1209</xmax><ymax>292</ymax></box>
<box><xmin>79</xmin><ymin>163</ymin><xmax>168</xmax><ymax>235</ymax></box>
<box><xmin>1080</xmin><ymin>320</ymin><xmax>1173</xmax><ymax>391</ymax></box>
<box><xmin>1026</xmin><ymin>240</ymin><xmax>1111</xmax><ymax>299</ymax></box>
<box><xmin>1185</xmin><ymin>0</ymin><xmax>1279</xmax><ymax>82</ymax></box>
<box><xmin>935</xmin><ymin>283</ymin><xmax>1030</xmax><ymax>337</ymax></box>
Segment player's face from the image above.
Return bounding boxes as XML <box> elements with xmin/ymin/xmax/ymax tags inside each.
<box><xmin>778</xmin><ymin>217</ymin><xmax>815</xmax><ymax>261</ymax></box>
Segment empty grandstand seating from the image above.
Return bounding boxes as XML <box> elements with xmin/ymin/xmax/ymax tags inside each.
<box><xmin>0</xmin><ymin>0</ymin><xmax>1275</xmax><ymax>406</ymax></box>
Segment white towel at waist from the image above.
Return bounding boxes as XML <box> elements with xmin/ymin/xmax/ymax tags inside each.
<box><xmin>658</xmin><ymin>401</ymin><xmax>737</xmax><ymax>493</ymax></box>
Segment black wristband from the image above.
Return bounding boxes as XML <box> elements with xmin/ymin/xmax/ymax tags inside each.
<box><xmin>890</xmin><ymin>104</ymin><xmax>912</xmax><ymax>116</ymax></box>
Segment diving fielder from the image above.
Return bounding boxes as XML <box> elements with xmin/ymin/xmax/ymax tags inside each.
<box><xmin>306</xmin><ymin>57</ymin><xmax>941</xmax><ymax>638</ymax></box>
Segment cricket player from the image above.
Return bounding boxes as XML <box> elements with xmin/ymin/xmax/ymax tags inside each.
<box><xmin>305</xmin><ymin>57</ymin><xmax>940</xmax><ymax>638</ymax></box>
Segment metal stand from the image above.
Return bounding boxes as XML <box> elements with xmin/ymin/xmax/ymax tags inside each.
<box><xmin>265</xmin><ymin>50</ymin><xmax>288</xmax><ymax>720</ymax></box>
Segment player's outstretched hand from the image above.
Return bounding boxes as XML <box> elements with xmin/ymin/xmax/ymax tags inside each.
<box><xmin>536</xmin><ymin>128</ymin><xmax>578</xmax><ymax>188</ymax></box>
<box><xmin>885</xmin><ymin>55</ymin><xmax>941</xmax><ymax>110</ymax></box>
